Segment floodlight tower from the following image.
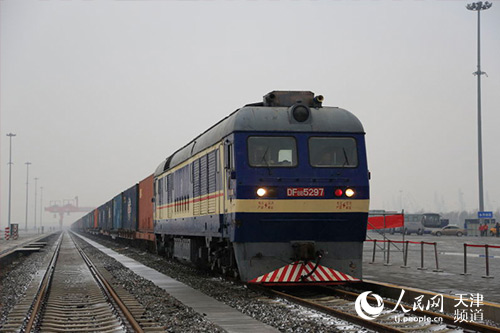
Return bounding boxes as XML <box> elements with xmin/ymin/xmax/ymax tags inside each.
<box><xmin>466</xmin><ymin>1</ymin><xmax>492</xmax><ymax>218</ymax></box>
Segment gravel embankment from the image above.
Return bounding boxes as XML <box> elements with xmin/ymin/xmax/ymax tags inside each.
<box><xmin>74</xmin><ymin>235</ymin><xmax>224</xmax><ymax>332</ymax></box>
<box><xmin>0</xmin><ymin>233</ymin><xmax>60</xmax><ymax>327</ymax></box>
<box><xmin>1</xmin><ymin>231</ymin><xmax>365</xmax><ymax>332</ymax></box>
<box><xmin>75</xmin><ymin>233</ymin><xmax>365</xmax><ymax>332</ymax></box>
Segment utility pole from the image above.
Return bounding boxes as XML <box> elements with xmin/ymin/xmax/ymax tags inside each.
<box><xmin>6</xmin><ymin>133</ymin><xmax>16</xmax><ymax>235</ymax></box>
<box><xmin>34</xmin><ymin>177</ymin><xmax>38</xmax><ymax>231</ymax></box>
<box><xmin>40</xmin><ymin>186</ymin><xmax>44</xmax><ymax>232</ymax></box>
<box><xmin>24</xmin><ymin>162</ymin><xmax>32</xmax><ymax>231</ymax></box>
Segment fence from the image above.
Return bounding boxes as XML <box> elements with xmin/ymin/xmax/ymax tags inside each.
<box><xmin>461</xmin><ymin>243</ymin><xmax>500</xmax><ymax>278</ymax></box>
<box><xmin>366</xmin><ymin>239</ymin><xmax>442</xmax><ymax>272</ymax></box>
<box><xmin>368</xmin><ymin>239</ymin><xmax>500</xmax><ymax>278</ymax></box>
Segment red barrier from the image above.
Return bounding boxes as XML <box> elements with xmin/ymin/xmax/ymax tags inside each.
<box><xmin>366</xmin><ymin>239</ymin><xmax>422</xmax><ymax>245</ymax></box>
<box><xmin>417</xmin><ymin>241</ymin><xmax>428</xmax><ymax>271</ymax></box>
<box><xmin>462</xmin><ymin>243</ymin><xmax>499</xmax><ymax>278</ymax></box>
<box><xmin>465</xmin><ymin>243</ymin><xmax>500</xmax><ymax>249</ymax></box>
<box><xmin>367</xmin><ymin>214</ymin><xmax>404</xmax><ymax>230</ymax></box>
<box><xmin>367</xmin><ymin>239</ymin><xmax>441</xmax><ymax>271</ymax></box>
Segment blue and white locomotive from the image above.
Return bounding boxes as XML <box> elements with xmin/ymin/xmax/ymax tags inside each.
<box><xmin>154</xmin><ymin>91</ymin><xmax>369</xmax><ymax>284</ymax></box>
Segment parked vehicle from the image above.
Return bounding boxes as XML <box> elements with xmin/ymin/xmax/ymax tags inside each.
<box><xmin>431</xmin><ymin>225</ymin><xmax>466</xmax><ymax>237</ymax></box>
<box><xmin>390</xmin><ymin>213</ymin><xmax>442</xmax><ymax>235</ymax></box>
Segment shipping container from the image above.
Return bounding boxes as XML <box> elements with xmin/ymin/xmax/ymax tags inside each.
<box><xmin>105</xmin><ymin>200</ymin><xmax>113</xmax><ymax>231</ymax></box>
<box><xmin>122</xmin><ymin>184</ymin><xmax>138</xmax><ymax>231</ymax></box>
<box><xmin>137</xmin><ymin>174</ymin><xmax>155</xmax><ymax>241</ymax></box>
<box><xmin>97</xmin><ymin>204</ymin><xmax>105</xmax><ymax>230</ymax></box>
<box><xmin>98</xmin><ymin>200</ymin><xmax>113</xmax><ymax>232</ymax></box>
<box><xmin>94</xmin><ymin>209</ymin><xmax>98</xmax><ymax>229</ymax></box>
<box><xmin>113</xmin><ymin>193</ymin><xmax>122</xmax><ymax>230</ymax></box>
<box><xmin>83</xmin><ymin>213</ymin><xmax>92</xmax><ymax>230</ymax></box>
<box><xmin>73</xmin><ymin>217</ymin><xmax>82</xmax><ymax>230</ymax></box>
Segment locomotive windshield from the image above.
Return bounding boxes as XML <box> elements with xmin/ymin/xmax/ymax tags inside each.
<box><xmin>309</xmin><ymin>137</ymin><xmax>358</xmax><ymax>167</ymax></box>
<box><xmin>248</xmin><ymin>136</ymin><xmax>297</xmax><ymax>167</ymax></box>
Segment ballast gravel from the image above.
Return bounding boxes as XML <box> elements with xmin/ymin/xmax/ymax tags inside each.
<box><xmin>74</xmin><ymin>233</ymin><xmax>364</xmax><ymax>332</ymax></box>
<box><xmin>0</xmin><ymin>233</ymin><xmax>60</xmax><ymax>327</ymax></box>
<box><xmin>1</xmin><ymin>231</ymin><xmax>366</xmax><ymax>332</ymax></box>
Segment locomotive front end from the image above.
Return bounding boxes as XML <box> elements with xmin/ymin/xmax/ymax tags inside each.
<box><xmin>227</xmin><ymin>91</ymin><xmax>370</xmax><ymax>284</ymax></box>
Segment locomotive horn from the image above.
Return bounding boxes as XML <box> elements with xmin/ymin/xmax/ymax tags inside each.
<box><xmin>313</xmin><ymin>95</ymin><xmax>324</xmax><ymax>107</ymax></box>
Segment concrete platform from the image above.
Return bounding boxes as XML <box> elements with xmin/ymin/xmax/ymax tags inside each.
<box><xmin>363</xmin><ymin>232</ymin><xmax>500</xmax><ymax>304</ymax></box>
<box><xmin>13</xmin><ymin>248</ymin><xmax>41</xmax><ymax>253</ymax></box>
<box><xmin>74</xmin><ymin>233</ymin><xmax>279</xmax><ymax>333</ymax></box>
<box><xmin>0</xmin><ymin>232</ymin><xmax>53</xmax><ymax>258</ymax></box>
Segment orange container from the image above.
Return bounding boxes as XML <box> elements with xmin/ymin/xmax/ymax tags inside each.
<box><xmin>138</xmin><ymin>174</ymin><xmax>154</xmax><ymax>234</ymax></box>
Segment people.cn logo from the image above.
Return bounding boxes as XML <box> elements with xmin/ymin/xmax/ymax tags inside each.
<box><xmin>354</xmin><ymin>291</ymin><xmax>385</xmax><ymax>320</ymax></box>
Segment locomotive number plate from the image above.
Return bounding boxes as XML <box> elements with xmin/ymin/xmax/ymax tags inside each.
<box><xmin>287</xmin><ymin>187</ymin><xmax>325</xmax><ymax>197</ymax></box>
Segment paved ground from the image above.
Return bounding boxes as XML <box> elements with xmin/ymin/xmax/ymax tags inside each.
<box><xmin>363</xmin><ymin>232</ymin><xmax>500</xmax><ymax>303</ymax></box>
<box><xmin>0</xmin><ymin>230</ymin><xmax>49</xmax><ymax>255</ymax></box>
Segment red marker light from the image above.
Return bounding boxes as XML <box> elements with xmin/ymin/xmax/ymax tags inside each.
<box><xmin>334</xmin><ymin>189</ymin><xmax>343</xmax><ymax>197</ymax></box>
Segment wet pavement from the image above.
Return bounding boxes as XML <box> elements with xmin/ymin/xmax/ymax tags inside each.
<box><xmin>363</xmin><ymin>232</ymin><xmax>500</xmax><ymax>304</ymax></box>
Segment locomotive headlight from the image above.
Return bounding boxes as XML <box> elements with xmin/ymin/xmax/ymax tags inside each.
<box><xmin>345</xmin><ymin>188</ymin><xmax>355</xmax><ymax>198</ymax></box>
<box><xmin>256</xmin><ymin>188</ymin><xmax>267</xmax><ymax>197</ymax></box>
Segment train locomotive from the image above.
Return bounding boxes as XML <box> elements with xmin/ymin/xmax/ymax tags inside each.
<box><xmin>74</xmin><ymin>91</ymin><xmax>370</xmax><ymax>285</ymax></box>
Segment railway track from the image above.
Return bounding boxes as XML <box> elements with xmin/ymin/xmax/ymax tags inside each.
<box><xmin>0</xmin><ymin>231</ymin><xmax>163</xmax><ymax>332</ymax></box>
<box><xmin>253</xmin><ymin>285</ymin><xmax>500</xmax><ymax>332</ymax></box>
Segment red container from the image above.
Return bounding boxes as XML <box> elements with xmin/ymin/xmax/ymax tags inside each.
<box><xmin>94</xmin><ymin>209</ymin><xmax>98</xmax><ymax>229</ymax></box>
<box><xmin>137</xmin><ymin>174</ymin><xmax>155</xmax><ymax>242</ymax></box>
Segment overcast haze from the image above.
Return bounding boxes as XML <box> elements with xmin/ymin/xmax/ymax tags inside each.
<box><xmin>1</xmin><ymin>0</ymin><xmax>500</xmax><ymax>229</ymax></box>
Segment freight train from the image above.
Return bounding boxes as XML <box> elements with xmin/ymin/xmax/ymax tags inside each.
<box><xmin>72</xmin><ymin>91</ymin><xmax>370</xmax><ymax>285</ymax></box>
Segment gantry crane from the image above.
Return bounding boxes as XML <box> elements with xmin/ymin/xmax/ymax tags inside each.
<box><xmin>45</xmin><ymin>196</ymin><xmax>94</xmax><ymax>229</ymax></box>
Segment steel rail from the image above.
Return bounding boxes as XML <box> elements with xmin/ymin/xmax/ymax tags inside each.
<box><xmin>329</xmin><ymin>287</ymin><xmax>500</xmax><ymax>333</ymax></box>
<box><xmin>23</xmin><ymin>232</ymin><xmax>64</xmax><ymax>332</ymax></box>
<box><xmin>70</xmin><ymin>233</ymin><xmax>144</xmax><ymax>333</ymax></box>
<box><xmin>254</xmin><ymin>286</ymin><xmax>405</xmax><ymax>332</ymax></box>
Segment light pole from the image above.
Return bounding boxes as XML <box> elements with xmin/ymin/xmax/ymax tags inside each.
<box><xmin>466</xmin><ymin>1</ymin><xmax>492</xmax><ymax>219</ymax></box>
<box><xmin>34</xmin><ymin>177</ymin><xmax>38</xmax><ymax>231</ymax></box>
<box><xmin>24</xmin><ymin>162</ymin><xmax>32</xmax><ymax>231</ymax></box>
<box><xmin>6</xmin><ymin>133</ymin><xmax>16</xmax><ymax>235</ymax></box>
<box><xmin>40</xmin><ymin>186</ymin><xmax>44</xmax><ymax>233</ymax></box>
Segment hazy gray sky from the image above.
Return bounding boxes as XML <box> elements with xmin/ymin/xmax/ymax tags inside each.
<box><xmin>2</xmin><ymin>0</ymin><xmax>500</xmax><ymax>228</ymax></box>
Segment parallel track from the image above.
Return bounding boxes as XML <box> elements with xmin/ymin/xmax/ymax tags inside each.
<box><xmin>253</xmin><ymin>285</ymin><xmax>500</xmax><ymax>332</ymax></box>
<box><xmin>1</xmin><ymin>232</ymin><xmax>163</xmax><ymax>332</ymax></box>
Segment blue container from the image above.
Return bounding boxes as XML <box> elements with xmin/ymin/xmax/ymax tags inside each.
<box><xmin>83</xmin><ymin>213</ymin><xmax>92</xmax><ymax>229</ymax></box>
<box><xmin>98</xmin><ymin>200</ymin><xmax>113</xmax><ymax>232</ymax></box>
<box><xmin>122</xmin><ymin>184</ymin><xmax>138</xmax><ymax>231</ymax></box>
<box><xmin>97</xmin><ymin>204</ymin><xmax>106</xmax><ymax>230</ymax></box>
<box><xmin>113</xmin><ymin>193</ymin><xmax>122</xmax><ymax>230</ymax></box>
